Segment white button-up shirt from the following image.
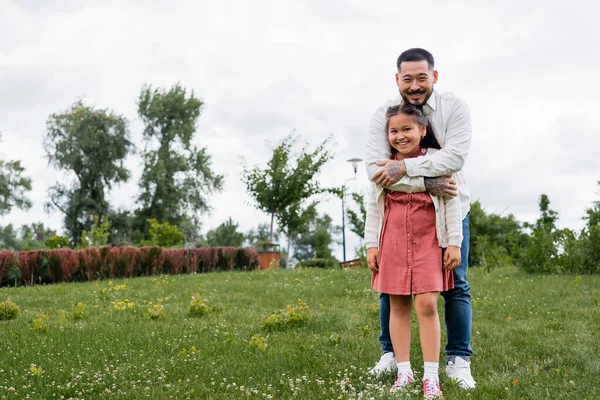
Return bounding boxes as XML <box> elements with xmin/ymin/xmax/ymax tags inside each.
<box><xmin>364</xmin><ymin>90</ymin><xmax>472</xmax><ymax>219</ymax></box>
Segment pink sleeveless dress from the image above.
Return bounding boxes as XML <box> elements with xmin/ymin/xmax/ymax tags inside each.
<box><xmin>371</xmin><ymin>149</ymin><xmax>454</xmax><ymax>295</ymax></box>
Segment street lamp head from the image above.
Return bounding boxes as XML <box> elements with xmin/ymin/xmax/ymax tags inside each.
<box><xmin>347</xmin><ymin>158</ymin><xmax>363</xmax><ymax>176</ymax></box>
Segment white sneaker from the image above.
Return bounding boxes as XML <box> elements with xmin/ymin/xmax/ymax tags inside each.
<box><xmin>368</xmin><ymin>352</ymin><xmax>396</xmax><ymax>376</ymax></box>
<box><xmin>446</xmin><ymin>357</ymin><xmax>476</xmax><ymax>389</ymax></box>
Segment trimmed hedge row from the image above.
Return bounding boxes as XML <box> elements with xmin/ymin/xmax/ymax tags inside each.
<box><xmin>0</xmin><ymin>247</ymin><xmax>259</xmax><ymax>287</ymax></box>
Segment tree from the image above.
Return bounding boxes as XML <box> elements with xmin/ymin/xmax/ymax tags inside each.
<box><xmin>346</xmin><ymin>192</ymin><xmax>366</xmax><ymax>239</ymax></box>
<box><xmin>245</xmin><ymin>223</ymin><xmax>279</xmax><ymax>249</ymax></box>
<box><xmin>44</xmin><ymin>100</ymin><xmax>133</xmax><ymax>245</ymax></box>
<box><xmin>520</xmin><ymin>194</ymin><xmax>560</xmax><ymax>273</ymax></box>
<box><xmin>146</xmin><ymin>219</ymin><xmax>184</xmax><ymax>248</ymax></box>
<box><xmin>78</xmin><ymin>215</ymin><xmax>111</xmax><ymax>248</ymax></box>
<box><xmin>293</xmin><ymin>212</ymin><xmax>341</xmax><ymax>264</ymax></box>
<box><xmin>0</xmin><ymin>134</ymin><xmax>32</xmax><ymax>215</ymax></box>
<box><xmin>134</xmin><ymin>84</ymin><xmax>223</xmax><ymax>239</ymax></box>
<box><xmin>468</xmin><ymin>200</ymin><xmax>527</xmax><ymax>267</ymax></box>
<box><xmin>204</xmin><ymin>217</ymin><xmax>245</xmax><ymax>247</ymax></box>
<box><xmin>242</xmin><ymin>134</ymin><xmax>333</xmax><ymax>266</ymax></box>
<box><xmin>0</xmin><ymin>224</ymin><xmax>20</xmax><ymax>250</ymax></box>
<box><xmin>19</xmin><ymin>223</ymin><xmax>56</xmax><ymax>243</ymax></box>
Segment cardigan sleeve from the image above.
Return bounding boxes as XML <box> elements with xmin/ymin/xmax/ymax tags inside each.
<box><xmin>364</xmin><ymin>183</ymin><xmax>381</xmax><ymax>249</ymax></box>
<box><xmin>442</xmin><ymin>175</ymin><xmax>463</xmax><ymax>248</ymax></box>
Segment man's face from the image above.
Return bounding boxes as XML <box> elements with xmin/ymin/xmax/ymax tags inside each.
<box><xmin>395</xmin><ymin>60</ymin><xmax>438</xmax><ymax>106</ymax></box>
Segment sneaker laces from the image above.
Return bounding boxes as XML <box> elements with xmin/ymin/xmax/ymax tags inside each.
<box><xmin>423</xmin><ymin>378</ymin><xmax>441</xmax><ymax>397</ymax></box>
<box><xmin>392</xmin><ymin>371</ymin><xmax>413</xmax><ymax>389</ymax></box>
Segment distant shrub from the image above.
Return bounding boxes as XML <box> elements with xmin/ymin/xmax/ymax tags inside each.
<box><xmin>0</xmin><ymin>299</ymin><xmax>20</xmax><ymax>320</ymax></box>
<box><xmin>262</xmin><ymin>300</ymin><xmax>310</xmax><ymax>331</ymax></box>
<box><xmin>188</xmin><ymin>293</ymin><xmax>212</xmax><ymax>317</ymax></box>
<box><xmin>249</xmin><ymin>334</ymin><xmax>268</xmax><ymax>352</ymax></box>
<box><xmin>147</xmin><ymin>304</ymin><xmax>165</xmax><ymax>320</ymax></box>
<box><xmin>46</xmin><ymin>249</ymin><xmax>79</xmax><ymax>283</ymax></box>
<box><xmin>30</xmin><ymin>313</ymin><xmax>49</xmax><ymax>333</ymax></box>
<box><xmin>44</xmin><ymin>235</ymin><xmax>70</xmax><ymax>250</ymax></box>
<box><xmin>17</xmin><ymin>250</ymin><xmax>47</xmax><ymax>285</ymax></box>
<box><xmin>0</xmin><ymin>251</ymin><xmax>17</xmax><ymax>287</ymax></box>
<box><xmin>296</xmin><ymin>258</ymin><xmax>336</xmax><ymax>269</ymax></box>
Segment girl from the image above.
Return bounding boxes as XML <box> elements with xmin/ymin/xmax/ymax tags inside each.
<box><xmin>364</xmin><ymin>102</ymin><xmax>462</xmax><ymax>398</ymax></box>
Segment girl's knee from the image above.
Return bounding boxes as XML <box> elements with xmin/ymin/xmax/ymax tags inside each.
<box><xmin>416</xmin><ymin>295</ymin><xmax>438</xmax><ymax>318</ymax></box>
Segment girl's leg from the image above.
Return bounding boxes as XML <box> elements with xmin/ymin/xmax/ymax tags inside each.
<box><xmin>415</xmin><ymin>292</ymin><xmax>444</xmax><ymax>398</ymax></box>
<box><xmin>389</xmin><ymin>295</ymin><xmax>413</xmax><ymax>362</ymax></box>
<box><xmin>414</xmin><ymin>292</ymin><xmax>441</xmax><ymax>362</ymax></box>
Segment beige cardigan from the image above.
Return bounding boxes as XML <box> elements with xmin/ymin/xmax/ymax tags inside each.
<box><xmin>364</xmin><ymin>148</ymin><xmax>463</xmax><ymax>250</ymax></box>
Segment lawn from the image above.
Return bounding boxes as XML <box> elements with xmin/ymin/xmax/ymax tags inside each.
<box><xmin>0</xmin><ymin>266</ymin><xmax>598</xmax><ymax>399</ymax></box>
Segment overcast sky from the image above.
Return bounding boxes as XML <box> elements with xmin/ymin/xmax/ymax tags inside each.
<box><xmin>1</xmin><ymin>0</ymin><xmax>599</xmax><ymax>259</ymax></box>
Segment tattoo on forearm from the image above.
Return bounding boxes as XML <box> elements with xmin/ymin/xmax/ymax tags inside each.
<box><xmin>386</xmin><ymin>160</ymin><xmax>405</xmax><ymax>180</ymax></box>
<box><xmin>425</xmin><ymin>177</ymin><xmax>444</xmax><ymax>196</ymax></box>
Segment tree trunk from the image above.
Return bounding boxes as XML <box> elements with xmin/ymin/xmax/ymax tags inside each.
<box><xmin>286</xmin><ymin>233</ymin><xmax>291</xmax><ymax>269</ymax></box>
<box><xmin>269</xmin><ymin>213</ymin><xmax>275</xmax><ymax>244</ymax></box>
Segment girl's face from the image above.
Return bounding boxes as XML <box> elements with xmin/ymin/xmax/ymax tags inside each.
<box><xmin>388</xmin><ymin>113</ymin><xmax>426</xmax><ymax>157</ymax></box>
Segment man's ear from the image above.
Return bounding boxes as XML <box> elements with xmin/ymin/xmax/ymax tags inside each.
<box><xmin>433</xmin><ymin>70</ymin><xmax>439</xmax><ymax>84</ymax></box>
<box><xmin>395</xmin><ymin>72</ymin><xmax>400</xmax><ymax>87</ymax></box>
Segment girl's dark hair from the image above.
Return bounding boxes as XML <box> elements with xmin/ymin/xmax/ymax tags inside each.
<box><xmin>385</xmin><ymin>102</ymin><xmax>441</xmax><ymax>151</ymax></box>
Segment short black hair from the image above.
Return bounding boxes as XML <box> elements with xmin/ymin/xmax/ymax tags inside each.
<box><xmin>396</xmin><ymin>48</ymin><xmax>435</xmax><ymax>71</ymax></box>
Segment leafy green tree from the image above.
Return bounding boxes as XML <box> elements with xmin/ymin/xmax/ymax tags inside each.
<box><xmin>0</xmin><ymin>134</ymin><xmax>32</xmax><ymax>215</ymax></box>
<box><xmin>44</xmin><ymin>100</ymin><xmax>133</xmax><ymax>246</ymax></box>
<box><xmin>242</xmin><ymin>134</ymin><xmax>333</xmax><ymax>266</ymax></box>
<box><xmin>347</xmin><ymin>192</ymin><xmax>366</xmax><ymax>239</ymax></box>
<box><xmin>520</xmin><ymin>194</ymin><xmax>560</xmax><ymax>273</ymax></box>
<box><xmin>293</xmin><ymin>212</ymin><xmax>340</xmax><ymax>265</ymax></box>
<box><xmin>45</xmin><ymin>235</ymin><xmax>70</xmax><ymax>249</ymax></box>
<box><xmin>245</xmin><ymin>223</ymin><xmax>280</xmax><ymax>249</ymax></box>
<box><xmin>0</xmin><ymin>224</ymin><xmax>21</xmax><ymax>250</ymax></box>
<box><xmin>203</xmin><ymin>217</ymin><xmax>245</xmax><ymax>247</ymax></box>
<box><xmin>584</xmin><ymin>181</ymin><xmax>600</xmax><ymax>229</ymax></box>
<box><xmin>78</xmin><ymin>215</ymin><xmax>111</xmax><ymax>248</ymax></box>
<box><xmin>19</xmin><ymin>223</ymin><xmax>56</xmax><ymax>243</ymax></box>
<box><xmin>134</xmin><ymin>84</ymin><xmax>223</xmax><ymax>239</ymax></box>
<box><xmin>469</xmin><ymin>200</ymin><xmax>528</xmax><ymax>267</ymax></box>
<box><xmin>147</xmin><ymin>219</ymin><xmax>184</xmax><ymax>248</ymax></box>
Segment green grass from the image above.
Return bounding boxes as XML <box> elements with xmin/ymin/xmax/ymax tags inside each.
<box><xmin>0</xmin><ymin>267</ymin><xmax>598</xmax><ymax>399</ymax></box>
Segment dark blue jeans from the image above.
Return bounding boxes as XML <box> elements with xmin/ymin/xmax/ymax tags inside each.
<box><xmin>379</xmin><ymin>214</ymin><xmax>473</xmax><ymax>358</ymax></box>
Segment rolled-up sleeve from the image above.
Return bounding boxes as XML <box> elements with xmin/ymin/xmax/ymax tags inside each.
<box><xmin>404</xmin><ymin>98</ymin><xmax>472</xmax><ymax>177</ymax></box>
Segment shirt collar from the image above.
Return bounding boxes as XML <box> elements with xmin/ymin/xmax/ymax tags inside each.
<box><xmin>425</xmin><ymin>91</ymin><xmax>436</xmax><ymax>113</ymax></box>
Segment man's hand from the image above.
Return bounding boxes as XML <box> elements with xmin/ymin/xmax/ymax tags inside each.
<box><xmin>424</xmin><ymin>176</ymin><xmax>458</xmax><ymax>199</ymax></box>
<box><xmin>367</xmin><ymin>247</ymin><xmax>379</xmax><ymax>273</ymax></box>
<box><xmin>372</xmin><ymin>159</ymin><xmax>406</xmax><ymax>187</ymax></box>
<box><xmin>443</xmin><ymin>246</ymin><xmax>461</xmax><ymax>270</ymax></box>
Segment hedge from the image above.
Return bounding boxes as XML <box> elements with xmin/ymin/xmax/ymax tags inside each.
<box><xmin>0</xmin><ymin>247</ymin><xmax>259</xmax><ymax>288</ymax></box>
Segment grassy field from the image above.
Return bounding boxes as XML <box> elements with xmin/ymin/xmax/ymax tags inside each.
<box><xmin>0</xmin><ymin>266</ymin><xmax>598</xmax><ymax>399</ymax></box>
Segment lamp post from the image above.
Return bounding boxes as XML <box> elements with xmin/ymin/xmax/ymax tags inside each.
<box><xmin>342</xmin><ymin>158</ymin><xmax>363</xmax><ymax>262</ymax></box>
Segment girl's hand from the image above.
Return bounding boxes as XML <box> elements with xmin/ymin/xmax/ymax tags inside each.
<box><xmin>367</xmin><ymin>247</ymin><xmax>379</xmax><ymax>273</ymax></box>
<box><xmin>444</xmin><ymin>246</ymin><xmax>461</xmax><ymax>270</ymax></box>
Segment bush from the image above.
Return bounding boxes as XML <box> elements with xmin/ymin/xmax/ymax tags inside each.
<box><xmin>0</xmin><ymin>251</ymin><xmax>17</xmax><ymax>287</ymax></box>
<box><xmin>17</xmin><ymin>250</ymin><xmax>46</xmax><ymax>285</ymax></box>
<box><xmin>45</xmin><ymin>236</ymin><xmax>70</xmax><ymax>250</ymax></box>
<box><xmin>296</xmin><ymin>258</ymin><xmax>336</xmax><ymax>269</ymax></box>
<box><xmin>147</xmin><ymin>219</ymin><xmax>184</xmax><ymax>247</ymax></box>
<box><xmin>188</xmin><ymin>293</ymin><xmax>212</xmax><ymax>317</ymax></box>
<box><xmin>262</xmin><ymin>300</ymin><xmax>310</xmax><ymax>331</ymax></box>
<box><xmin>46</xmin><ymin>249</ymin><xmax>79</xmax><ymax>283</ymax></box>
<box><xmin>0</xmin><ymin>299</ymin><xmax>20</xmax><ymax>320</ymax></box>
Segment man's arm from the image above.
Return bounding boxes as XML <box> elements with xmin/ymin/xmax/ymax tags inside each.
<box><xmin>365</xmin><ymin>105</ymin><xmax>426</xmax><ymax>193</ymax></box>
<box><xmin>364</xmin><ymin>183</ymin><xmax>381</xmax><ymax>249</ymax></box>
<box><xmin>404</xmin><ymin>98</ymin><xmax>472</xmax><ymax>178</ymax></box>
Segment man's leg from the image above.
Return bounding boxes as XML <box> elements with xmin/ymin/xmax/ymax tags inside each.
<box><xmin>441</xmin><ymin>214</ymin><xmax>475</xmax><ymax>388</ymax></box>
<box><xmin>379</xmin><ymin>293</ymin><xmax>394</xmax><ymax>354</ymax></box>
<box><xmin>369</xmin><ymin>293</ymin><xmax>395</xmax><ymax>375</ymax></box>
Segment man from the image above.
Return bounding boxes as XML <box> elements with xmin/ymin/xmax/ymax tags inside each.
<box><xmin>364</xmin><ymin>48</ymin><xmax>475</xmax><ymax>389</ymax></box>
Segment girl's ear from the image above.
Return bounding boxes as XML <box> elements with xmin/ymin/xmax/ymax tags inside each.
<box><xmin>420</xmin><ymin>125</ymin><xmax>427</xmax><ymax>137</ymax></box>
